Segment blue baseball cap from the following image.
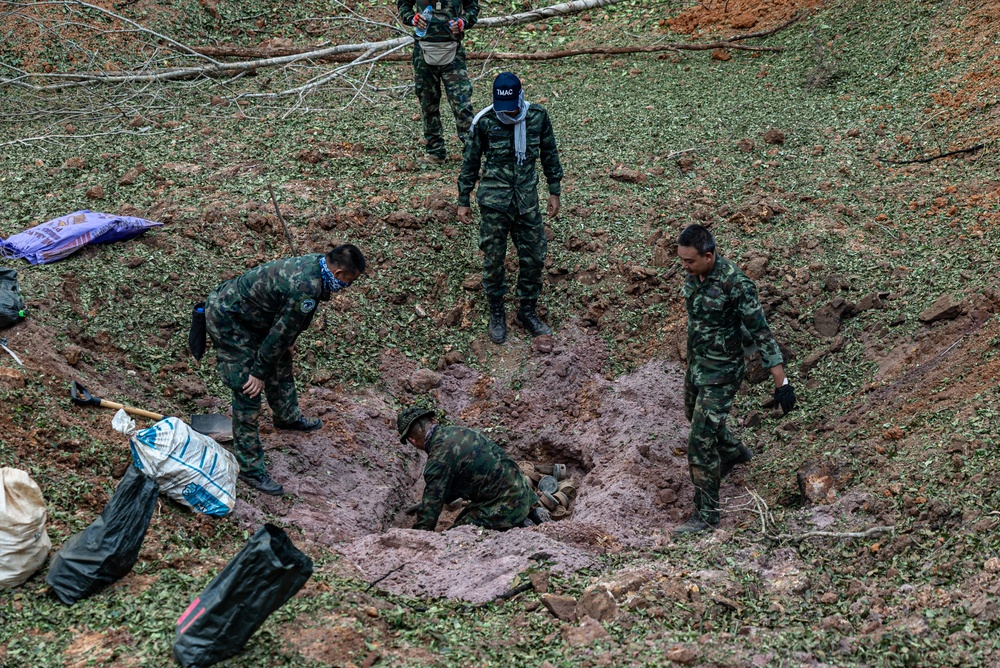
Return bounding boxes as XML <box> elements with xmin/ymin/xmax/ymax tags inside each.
<box><xmin>493</xmin><ymin>72</ymin><xmax>521</xmax><ymax>113</ymax></box>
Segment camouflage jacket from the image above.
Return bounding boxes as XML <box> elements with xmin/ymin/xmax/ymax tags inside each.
<box><xmin>684</xmin><ymin>255</ymin><xmax>783</xmax><ymax>386</ymax></box>
<box><xmin>457</xmin><ymin>104</ymin><xmax>563</xmax><ymax>214</ymax></box>
<box><xmin>414</xmin><ymin>426</ymin><xmax>538</xmax><ymax>531</ymax></box>
<box><xmin>398</xmin><ymin>0</ymin><xmax>479</xmax><ymax>43</ymax></box>
<box><xmin>208</xmin><ymin>254</ymin><xmax>328</xmax><ymax>379</ymax></box>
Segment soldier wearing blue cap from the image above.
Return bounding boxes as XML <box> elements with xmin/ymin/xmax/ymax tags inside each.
<box><xmin>457</xmin><ymin>72</ymin><xmax>564</xmax><ymax>344</ymax></box>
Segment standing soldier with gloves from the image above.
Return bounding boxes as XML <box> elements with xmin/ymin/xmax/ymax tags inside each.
<box><xmin>673</xmin><ymin>224</ymin><xmax>796</xmax><ymax>534</ymax></box>
<box><xmin>397</xmin><ymin>407</ymin><xmax>548</xmax><ymax>530</ymax></box>
<box><xmin>398</xmin><ymin>0</ymin><xmax>479</xmax><ymax>165</ymax></box>
<box><xmin>205</xmin><ymin>244</ymin><xmax>366</xmax><ymax>496</ymax></box>
<box><xmin>458</xmin><ymin>72</ymin><xmax>563</xmax><ymax>344</ymax></box>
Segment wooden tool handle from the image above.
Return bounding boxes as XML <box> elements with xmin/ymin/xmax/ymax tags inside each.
<box><xmin>98</xmin><ymin>399</ymin><xmax>165</xmax><ymax>421</ymax></box>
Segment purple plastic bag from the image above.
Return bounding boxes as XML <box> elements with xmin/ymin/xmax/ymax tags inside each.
<box><xmin>0</xmin><ymin>210</ymin><xmax>163</xmax><ymax>265</ymax></box>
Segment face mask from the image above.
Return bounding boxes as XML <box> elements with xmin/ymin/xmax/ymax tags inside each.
<box><xmin>329</xmin><ymin>275</ymin><xmax>350</xmax><ymax>292</ymax></box>
<box><xmin>320</xmin><ymin>256</ymin><xmax>351</xmax><ymax>294</ymax></box>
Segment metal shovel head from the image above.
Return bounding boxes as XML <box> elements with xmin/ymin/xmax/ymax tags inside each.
<box><xmin>70</xmin><ymin>381</ymin><xmax>101</xmax><ymax>406</ymax></box>
<box><xmin>190</xmin><ymin>414</ymin><xmax>233</xmax><ymax>442</ymax></box>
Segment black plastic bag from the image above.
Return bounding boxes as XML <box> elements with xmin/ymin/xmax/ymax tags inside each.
<box><xmin>46</xmin><ymin>465</ymin><xmax>159</xmax><ymax>605</ymax></box>
<box><xmin>0</xmin><ymin>268</ymin><xmax>26</xmax><ymax>329</ymax></box>
<box><xmin>173</xmin><ymin>524</ymin><xmax>313</xmax><ymax>668</ymax></box>
<box><xmin>188</xmin><ymin>302</ymin><xmax>207</xmax><ymax>361</ymax></box>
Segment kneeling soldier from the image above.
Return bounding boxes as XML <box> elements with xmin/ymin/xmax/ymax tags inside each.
<box><xmin>397</xmin><ymin>407</ymin><xmax>546</xmax><ymax>530</ymax></box>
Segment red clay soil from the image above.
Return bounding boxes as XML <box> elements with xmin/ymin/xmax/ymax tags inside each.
<box><xmin>663</xmin><ymin>0</ymin><xmax>824</xmax><ymax>36</ymax></box>
<box><xmin>221</xmin><ymin>324</ymin><xmax>766</xmax><ymax>602</ymax></box>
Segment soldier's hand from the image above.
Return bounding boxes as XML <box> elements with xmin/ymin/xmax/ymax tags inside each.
<box><xmin>242</xmin><ymin>374</ymin><xmax>265</xmax><ymax>398</ymax></box>
<box><xmin>546</xmin><ymin>194</ymin><xmax>560</xmax><ymax>219</ymax></box>
<box><xmin>773</xmin><ymin>383</ymin><xmax>796</xmax><ymax>414</ymax></box>
<box><xmin>449</xmin><ymin>18</ymin><xmax>464</xmax><ymax>34</ymax></box>
<box><xmin>457</xmin><ymin>206</ymin><xmax>473</xmax><ymax>224</ymax></box>
<box><xmin>413</xmin><ymin>13</ymin><xmax>428</xmax><ymax>29</ymax></box>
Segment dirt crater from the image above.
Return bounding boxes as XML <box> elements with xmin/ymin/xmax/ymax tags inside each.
<box><xmin>227</xmin><ymin>324</ymin><xmax>765</xmax><ymax>602</ymax></box>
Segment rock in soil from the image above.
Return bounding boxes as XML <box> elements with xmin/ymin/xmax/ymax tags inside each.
<box><xmin>918</xmin><ymin>293</ymin><xmax>963</xmax><ymax>323</ymax></box>
<box><xmin>407</xmin><ymin>368</ymin><xmax>442</xmax><ymax>392</ymax></box>
<box><xmin>542</xmin><ymin>593</ymin><xmax>579</xmax><ymax>621</ymax></box>
<box><xmin>532</xmin><ymin>334</ymin><xmax>554</xmax><ymax>353</ymax></box>
<box><xmin>763</xmin><ymin>128</ymin><xmax>785</xmax><ymax>145</ymax></box>
<box><xmin>561</xmin><ymin>616</ymin><xmax>612</xmax><ymax>647</ymax></box>
<box><xmin>575</xmin><ymin>586</ymin><xmax>618</xmax><ymax>622</ymax></box>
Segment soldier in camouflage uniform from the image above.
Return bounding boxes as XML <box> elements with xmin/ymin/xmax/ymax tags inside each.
<box><xmin>397</xmin><ymin>407</ymin><xmax>546</xmax><ymax>531</ymax></box>
<box><xmin>398</xmin><ymin>0</ymin><xmax>478</xmax><ymax>164</ymax></box>
<box><xmin>674</xmin><ymin>224</ymin><xmax>796</xmax><ymax>534</ymax></box>
<box><xmin>458</xmin><ymin>72</ymin><xmax>563</xmax><ymax>344</ymax></box>
<box><xmin>205</xmin><ymin>244</ymin><xmax>366</xmax><ymax>496</ymax></box>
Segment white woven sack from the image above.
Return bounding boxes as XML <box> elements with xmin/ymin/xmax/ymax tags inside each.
<box><xmin>113</xmin><ymin>410</ymin><xmax>238</xmax><ymax>517</ymax></box>
<box><xmin>0</xmin><ymin>467</ymin><xmax>52</xmax><ymax>588</ymax></box>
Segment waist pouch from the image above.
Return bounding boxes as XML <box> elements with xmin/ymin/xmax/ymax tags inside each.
<box><xmin>420</xmin><ymin>40</ymin><xmax>458</xmax><ymax>66</ymax></box>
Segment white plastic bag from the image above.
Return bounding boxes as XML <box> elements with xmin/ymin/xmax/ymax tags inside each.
<box><xmin>113</xmin><ymin>409</ymin><xmax>238</xmax><ymax>517</ymax></box>
<box><xmin>0</xmin><ymin>467</ymin><xmax>52</xmax><ymax>588</ymax></box>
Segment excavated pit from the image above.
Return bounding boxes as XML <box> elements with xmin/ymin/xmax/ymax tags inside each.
<box><xmin>230</xmin><ymin>324</ymin><xmax>748</xmax><ymax>602</ymax></box>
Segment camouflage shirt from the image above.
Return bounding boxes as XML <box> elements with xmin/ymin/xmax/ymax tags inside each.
<box><xmin>684</xmin><ymin>255</ymin><xmax>783</xmax><ymax>386</ymax></box>
<box><xmin>457</xmin><ymin>104</ymin><xmax>563</xmax><ymax>213</ymax></box>
<box><xmin>398</xmin><ymin>0</ymin><xmax>479</xmax><ymax>43</ymax></box>
<box><xmin>208</xmin><ymin>254</ymin><xmax>328</xmax><ymax>379</ymax></box>
<box><xmin>414</xmin><ymin>425</ymin><xmax>538</xmax><ymax>531</ymax></box>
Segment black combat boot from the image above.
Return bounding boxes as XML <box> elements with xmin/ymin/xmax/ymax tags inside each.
<box><xmin>672</xmin><ymin>515</ymin><xmax>717</xmax><ymax>534</ymax></box>
<box><xmin>274</xmin><ymin>416</ymin><xmax>323</xmax><ymax>432</ymax></box>
<box><xmin>515</xmin><ymin>300</ymin><xmax>552</xmax><ymax>337</ymax></box>
<box><xmin>488</xmin><ymin>296</ymin><xmax>507</xmax><ymax>344</ymax></box>
<box><xmin>239</xmin><ymin>471</ymin><xmax>284</xmax><ymax>496</ymax></box>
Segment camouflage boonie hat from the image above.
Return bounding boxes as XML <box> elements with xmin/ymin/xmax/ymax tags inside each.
<box><xmin>397</xmin><ymin>406</ymin><xmax>436</xmax><ymax>443</ymax></box>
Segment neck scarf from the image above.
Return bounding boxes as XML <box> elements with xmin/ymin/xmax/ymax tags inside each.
<box><xmin>319</xmin><ymin>256</ymin><xmax>349</xmax><ymax>296</ymax></box>
<box><xmin>473</xmin><ymin>91</ymin><xmax>529</xmax><ymax>165</ymax></box>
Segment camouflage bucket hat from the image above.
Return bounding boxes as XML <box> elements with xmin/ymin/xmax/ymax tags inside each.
<box><xmin>397</xmin><ymin>406</ymin><xmax>436</xmax><ymax>443</ymax></box>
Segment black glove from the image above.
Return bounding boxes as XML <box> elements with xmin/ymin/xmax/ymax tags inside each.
<box><xmin>774</xmin><ymin>383</ymin><xmax>796</xmax><ymax>414</ymax></box>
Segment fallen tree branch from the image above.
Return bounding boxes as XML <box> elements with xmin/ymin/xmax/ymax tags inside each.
<box><xmin>189</xmin><ymin>37</ymin><xmax>782</xmax><ymax>61</ymax></box>
<box><xmin>267</xmin><ymin>185</ymin><xmax>298</xmax><ymax>254</ymax></box>
<box><xmin>365</xmin><ymin>563</ymin><xmax>407</xmax><ymax>592</ymax></box>
<box><xmin>2</xmin><ymin>0</ymin><xmax>631</xmax><ymax>90</ymax></box>
<box><xmin>877</xmin><ymin>143</ymin><xmax>985</xmax><ymax>165</ymax></box>
<box><xmin>767</xmin><ymin>525</ymin><xmax>896</xmax><ymax>544</ymax></box>
<box><xmin>458</xmin><ymin>581</ymin><xmax>534</xmax><ymax>612</ymax></box>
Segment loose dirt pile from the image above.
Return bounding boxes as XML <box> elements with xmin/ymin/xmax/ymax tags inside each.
<box><xmin>340</xmin><ymin>526</ymin><xmax>594</xmax><ymax>603</ymax></box>
<box><xmin>664</xmin><ymin>0</ymin><xmax>823</xmax><ymax>36</ymax></box>
<box><xmin>226</xmin><ymin>324</ymin><xmax>762</xmax><ymax>601</ymax></box>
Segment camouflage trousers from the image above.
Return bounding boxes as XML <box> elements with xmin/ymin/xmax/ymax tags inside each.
<box><xmin>684</xmin><ymin>374</ymin><xmax>743</xmax><ymax>524</ymax></box>
<box><xmin>479</xmin><ymin>203</ymin><xmax>547</xmax><ymax>302</ymax></box>
<box><xmin>452</xmin><ymin>488</ymin><xmax>537</xmax><ymax>530</ymax></box>
<box><xmin>412</xmin><ymin>42</ymin><xmax>473</xmax><ymax>159</ymax></box>
<box><xmin>206</xmin><ymin>306</ymin><xmax>301</xmax><ymax>475</ymax></box>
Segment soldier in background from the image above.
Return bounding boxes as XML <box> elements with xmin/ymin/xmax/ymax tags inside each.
<box><xmin>205</xmin><ymin>245</ymin><xmax>366</xmax><ymax>496</ymax></box>
<box><xmin>397</xmin><ymin>407</ymin><xmax>547</xmax><ymax>530</ymax></box>
<box><xmin>674</xmin><ymin>224</ymin><xmax>796</xmax><ymax>534</ymax></box>
<box><xmin>398</xmin><ymin>0</ymin><xmax>479</xmax><ymax>164</ymax></box>
<box><xmin>458</xmin><ymin>72</ymin><xmax>563</xmax><ymax>344</ymax></box>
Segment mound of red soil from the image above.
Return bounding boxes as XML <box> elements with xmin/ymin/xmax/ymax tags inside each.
<box><xmin>664</xmin><ymin>0</ymin><xmax>823</xmax><ymax>36</ymax></box>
